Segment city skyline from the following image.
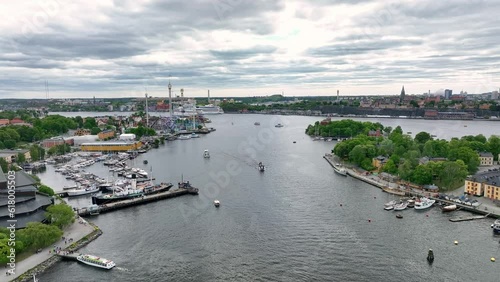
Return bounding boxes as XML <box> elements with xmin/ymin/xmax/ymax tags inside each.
<box><xmin>1</xmin><ymin>0</ymin><xmax>499</xmax><ymax>98</ymax></box>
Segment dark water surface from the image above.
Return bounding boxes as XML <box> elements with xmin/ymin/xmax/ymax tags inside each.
<box><xmin>38</xmin><ymin>114</ymin><xmax>499</xmax><ymax>282</ymax></box>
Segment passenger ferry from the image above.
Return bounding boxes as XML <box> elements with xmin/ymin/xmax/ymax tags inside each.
<box><xmin>77</xmin><ymin>254</ymin><xmax>116</xmax><ymax>269</ymax></box>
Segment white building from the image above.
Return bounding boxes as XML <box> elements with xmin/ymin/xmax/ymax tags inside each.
<box><xmin>119</xmin><ymin>133</ymin><xmax>136</xmax><ymax>141</ymax></box>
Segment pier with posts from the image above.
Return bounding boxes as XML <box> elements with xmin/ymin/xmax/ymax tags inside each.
<box><xmin>77</xmin><ymin>187</ymin><xmax>198</xmax><ymax>217</ymax></box>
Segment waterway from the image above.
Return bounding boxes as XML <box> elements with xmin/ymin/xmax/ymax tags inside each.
<box><xmin>37</xmin><ymin>114</ymin><xmax>499</xmax><ymax>281</ymax></box>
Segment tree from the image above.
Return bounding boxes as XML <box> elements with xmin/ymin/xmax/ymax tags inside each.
<box><xmin>438</xmin><ymin>160</ymin><xmax>468</xmax><ymax>190</ymax></box>
<box><xmin>398</xmin><ymin>159</ymin><xmax>413</xmax><ymax>180</ymax></box>
<box><xmin>447</xmin><ymin>147</ymin><xmax>480</xmax><ymax>174</ymax></box>
<box><xmin>83</xmin><ymin>117</ymin><xmax>97</xmax><ymax>129</ymax></box>
<box><xmin>90</xmin><ymin>127</ymin><xmax>101</xmax><ymax>135</ymax></box>
<box><xmin>383</xmin><ymin>126</ymin><xmax>393</xmax><ymax>134</ymax></box>
<box><xmin>487</xmin><ymin>136</ymin><xmax>500</xmax><ymax>160</ymax></box>
<box><xmin>16</xmin><ymin>153</ymin><xmax>26</xmax><ymax>164</ymax></box>
<box><xmin>15</xmin><ymin>222</ymin><xmax>62</xmax><ymax>250</ymax></box>
<box><xmin>3</xmin><ymin>139</ymin><xmax>16</xmax><ymax>149</ymax></box>
<box><xmin>38</xmin><ymin>185</ymin><xmax>55</xmax><ymax>196</ymax></box>
<box><xmin>349</xmin><ymin>145</ymin><xmax>367</xmax><ymax>165</ymax></box>
<box><xmin>415</xmin><ymin>131</ymin><xmax>432</xmax><ymax>144</ymax></box>
<box><xmin>382</xmin><ymin>159</ymin><xmax>398</xmax><ymax>174</ymax></box>
<box><xmin>0</xmin><ymin>158</ymin><xmax>8</xmax><ymax>172</ymax></box>
<box><xmin>45</xmin><ymin>204</ymin><xmax>75</xmax><ymax>229</ymax></box>
<box><xmin>411</xmin><ymin>165</ymin><xmax>433</xmax><ymax>185</ymax></box>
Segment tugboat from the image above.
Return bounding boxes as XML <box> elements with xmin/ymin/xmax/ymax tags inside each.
<box><xmin>258</xmin><ymin>162</ymin><xmax>265</xmax><ymax>172</ymax></box>
<box><xmin>178</xmin><ymin>180</ymin><xmax>199</xmax><ymax>195</ymax></box>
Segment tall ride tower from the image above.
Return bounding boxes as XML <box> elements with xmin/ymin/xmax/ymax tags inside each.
<box><xmin>168</xmin><ymin>80</ymin><xmax>173</xmax><ymax>116</ymax></box>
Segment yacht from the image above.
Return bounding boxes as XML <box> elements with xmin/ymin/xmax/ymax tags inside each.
<box><xmin>393</xmin><ymin>201</ymin><xmax>408</xmax><ymax>211</ymax></box>
<box><xmin>191</xmin><ymin>133</ymin><xmax>200</xmax><ymax>138</ymax></box>
<box><xmin>414</xmin><ymin>197</ymin><xmax>436</xmax><ymax>210</ymax></box>
<box><xmin>178</xmin><ymin>135</ymin><xmax>191</xmax><ymax>140</ymax></box>
<box><xmin>77</xmin><ymin>254</ymin><xmax>115</xmax><ymax>269</ymax></box>
<box><xmin>203</xmin><ymin>150</ymin><xmax>210</xmax><ymax>158</ymax></box>
<box><xmin>333</xmin><ymin>163</ymin><xmax>347</xmax><ymax>176</ymax></box>
<box><xmin>66</xmin><ymin>185</ymin><xmax>100</xmax><ymax>197</ymax></box>
<box><xmin>197</xmin><ymin>104</ymin><xmax>224</xmax><ymax>115</ymax></box>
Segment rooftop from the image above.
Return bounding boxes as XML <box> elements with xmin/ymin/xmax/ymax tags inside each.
<box><xmin>81</xmin><ymin>141</ymin><xmax>139</xmax><ymax>146</ymax></box>
<box><xmin>479</xmin><ymin>152</ymin><xmax>494</xmax><ymax>157</ymax></box>
<box><xmin>468</xmin><ymin>170</ymin><xmax>500</xmax><ymax>186</ymax></box>
<box><xmin>0</xmin><ymin>149</ymin><xmax>29</xmax><ymax>154</ymax></box>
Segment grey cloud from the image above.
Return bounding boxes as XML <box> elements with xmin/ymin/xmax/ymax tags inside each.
<box><xmin>210</xmin><ymin>45</ymin><xmax>277</xmax><ymax>60</ymax></box>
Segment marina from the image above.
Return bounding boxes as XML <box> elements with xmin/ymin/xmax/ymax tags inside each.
<box><xmin>33</xmin><ymin>114</ymin><xmax>500</xmax><ymax>282</ymax></box>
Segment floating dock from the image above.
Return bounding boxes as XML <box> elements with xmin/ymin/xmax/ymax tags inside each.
<box><xmin>77</xmin><ymin>187</ymin><xmax>198</xmax><ymax>217</ymax></box>
<box><xmin>449</xmin><ymin>214</ymin><xmax>490</xmax><ymax>222</ymax></box>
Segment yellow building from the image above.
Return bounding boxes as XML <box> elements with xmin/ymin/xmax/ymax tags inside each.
<box><xmin>0</xmin><ymin>150</ymin><xmax>31</xmax><ymax>164</ymax></box>
<box><xmin>80</xmin><ymin>141</ymin><xmax>142</xmax><ymax>152</ymax></box>
<box><xmin>465</xmin><ymin>179</ymin><xmax>483</xmax><ymax>196</ymax></box>
<box><xmin>98</xmin><ymin>130</ymin><xmax>115</xmax><ymax>140</ymax></box>
<box><xmin>465</xmin><ymin>171</ymin><xmax>500</xmax><ymax>200</ymax></box>
<box><xmin>372</xmin><ymin>156</ymin><xmax>387</xmax><ymax>171</ymax></box>
<box><xmin>484</xmin><ymin>183</ymin><xmax>500</xmax><ymax>201</ymax></box>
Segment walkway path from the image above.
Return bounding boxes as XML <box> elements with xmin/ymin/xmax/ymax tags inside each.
<box><xmin>2</xmin><ymin>217</ymin><xmax>94</xmax><ymax>282</ymax></box>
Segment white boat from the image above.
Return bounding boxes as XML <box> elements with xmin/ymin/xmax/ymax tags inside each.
<box><xmin>214</xmin><ymin>200</ymin><xmax>220</xmax><ymax>207</ymax></box>
<box><xmin>441</xmin><ymin>204</ymin><xmax>457</xmax><ymax>212</ymax></box>
<box><xmin>62</xmin><ymin>185</ymin><xmax>78</xmax><ymax>190</ymax></box>
<box><xmin>197</xmin><ymin>104</ymin><xmax>224</xmax><ymax>115</ymax></box>
<box><xmin>333</xmin><ymin>163</ymin><xmax>347</xmax><ymax>176</ymax></box>
<box><xmin>66</xmin><ymin>186</ymin><xmax>100</xmax><ymax>197</ymax></box>
<box><xmin>393</xmin><ymin>201</ymin><xmax>408</xmax><ymax>211</ymax></box>
<box><xmin>492</xmin><ymin>219</ymin><xmax>500</xmax><ymax>234</ymax></box>
<box><xmin>77</xmin><ymin>254</ymin><xmax>116</xmax><ymax>269</ymax></box>
<box><xmin>178</xmin><ymin>135</ymin><xmax>191</xmax><ymax>140</ymax></box>
<box><xmin>384</xmin><ymin>200</ymin><xmax>397</xmax><ymax>208</ymax></box>
<box><xmin>384</xmin><ymin>205</ymin><xmax>394</xmax><ymax>211</ymax></box>
<box><xmin>414</xmin><ymin>197</ymin><xmax>436</xmax><ymax>210</ymax></box>
<box><xmin>258</xmin><ymin>162</ymin><xmax>265</xmax><ymax>172</ymax></box>
<box><xmin>191</xmin><ymin>133</ymin><xmax>199</xmax><ymax>138</ymax></box>
<box><xmin>203</xmin><ymin>150</ymin><xmax>210</xmax><ymax>158</ymax></box>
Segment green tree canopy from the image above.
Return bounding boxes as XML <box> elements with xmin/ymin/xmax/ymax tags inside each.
<box><xmin>45</xmin><ymin>204</ymin><xmax>75</xmax><ymax>229</ymax></box>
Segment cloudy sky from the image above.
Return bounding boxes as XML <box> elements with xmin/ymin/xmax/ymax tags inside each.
<box><xmin>1</xmin><ymin>0</ymin><xmax>499</xmax><ymax>98</ymax></box>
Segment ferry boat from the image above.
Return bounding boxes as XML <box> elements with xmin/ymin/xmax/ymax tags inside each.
<box><xmin>414</xmin><ymin>197</ymin><xmax>435</xmax><ymax>210</ymax></box>
<box><xmin>203</xmin><ymin>150</ymin><xmax>210</xmax><ymax>158</ymax></box>
<box><xmin>66</xmin><ymin>185</ymin><xmax>100</xmax><ymax>197</ymax></box>
<box><xmin>77</xmin><ymin>254</ymin><xmax>115</xmax><ymax>269</ymax></box>
<box><xmin>491</xmin><ymin>219</ymin><xmax>500</xmax><ymax>234</ymax></box>
<box><xmin>333</xmin><ymin>163</ymin><xmax>347</xmax><ymax>176</ymax></box>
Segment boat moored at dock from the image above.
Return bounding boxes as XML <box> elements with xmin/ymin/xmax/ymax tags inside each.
<box><xmin>492</xmin><ymin>219</ymin><xmax>500</xmax><ymax>234</ymax></box>
<box><xmin>414</xmin><ymin>197</ymin><xmax>436</xmax><ymax>210</ymax></box>
<box><xmin>77</xmin><ymin>254</ymin><xmax>115</xmax><ymax>269</ymax></box>
<box><xmin>66</xmin><ymin>185</ymin><xmax>100</xmax><ymax>197</ymax></box>
<box><xmin>333</xmin><ymin>163</ymin><xmax>347</xmax><ymax>176</ymax></box>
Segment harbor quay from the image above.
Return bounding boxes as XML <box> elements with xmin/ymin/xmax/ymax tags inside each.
<box><xmin>77</xmin><ymin>187</ymin><xmax>199</xmax><ymax>217</ymax></box>
<box><xmin>323</xmin><ymin>153</ymin><xmax>500</xmax><ymax>219</ymax></box>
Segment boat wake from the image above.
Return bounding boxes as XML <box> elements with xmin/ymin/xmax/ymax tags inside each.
<box><xmin>115</xmin><ymin>267</ymin><xmax>130</xmax><ymax>272</ymax></box>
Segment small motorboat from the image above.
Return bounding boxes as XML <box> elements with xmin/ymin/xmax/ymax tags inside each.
<box><xmin>275</xmin><ymin>123</ymin><xmax>284</xmax><ymax>128</ymax></box>
<box><xmin>254</xmin><ymin>122</ymin><xmax>260</xmax><ymax>126</ymax></box>
<box><xmin>293</xmin><ymin>141</ymin><xmax>296</xmax><ymax>143</ymax></box>
<box><xmin>214</xmin><ymin>200</ymin><xmax>220</xmax><ymax>207</ymax></box>
<box><xmin>396</xmin><ymin>214</ymin><xmax>403</xmax><ymax>219</ymax></box>
<box><xmin>143</xmin><ymin>160</ymin><xmax>148</xmax><ymax>164</ymax></box>
<box><xmin>258</xmin><ymin>162</ymin><xmax>265</xmax><ymax>172</ymax></box>
<box><xmin>203</xmin><ymin>150</ymin><xmax>210</xmax><ymax>158</ymax></box>
<box><xmin>441</xmin><ymin>204</ymin><xmax>457</xmax><ymax>212</ymax></box>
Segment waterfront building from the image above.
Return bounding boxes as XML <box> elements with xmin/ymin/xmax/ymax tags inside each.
<box><xmin>119</xmin><ymin>133</ymin><xmax>136</xmax><ymax>140</ymax></box>
<box><xmin>98</xmin><ymin>130</ymin><xmax>115</xmax><ymax>140</ymax></box>
<box><xmin>372</xmin><ymin>156</ymin><xmax>387</xmax><ymax>171</ymax></box>
<box><xmin>0</xmin><ymin>149</ymin><xmax>31</xmax><ymax>164</ymax></box>
<box><xmin>42</xmin><ymin>137</ymin><xmax>74</xmax><ymax>148</ymax></box>
<box><xmin>80</xmin><ymin>141</ymin><xmax>142</xmax><ymax>152</ymax></box>
<box><xmin>465</xmin><ymin>170</ymin><xmax>500</xmax><ymax>200</ymax></box>
<box><xmin>444</xmin><ymin>89</ymin><xmax>453</xmax><ymax>100</ymax></box>
<box><xmin>0</xmin><ymin>167</ymin><xmax>54</xmax><ymax>229</ymax></box>
<box><xmin>74</xmin><ymin>128</ymin><xmax>91</xmax><ymax>136</ymax></box>
<box><xmin>479</xmin><ymin>152</ymin><xmax>494</xmax><ymax>166</ymax></box>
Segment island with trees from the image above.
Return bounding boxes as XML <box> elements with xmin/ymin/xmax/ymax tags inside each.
<box><xmin>307</xmin><ymin>119</ymin><xmax>499</xmax><ymax>191</ymax></box>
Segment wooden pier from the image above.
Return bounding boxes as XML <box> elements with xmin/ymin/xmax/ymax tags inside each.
<box><xmin>77</xmin><ymin>188</ymin><xmax>198</xmax><ymax>217</ymax></box>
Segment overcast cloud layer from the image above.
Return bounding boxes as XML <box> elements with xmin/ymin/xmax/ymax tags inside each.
<box><xmin>0</xmin><ymin>0</ymin><xmax>499</xmax><ymax>98</ymax></box>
